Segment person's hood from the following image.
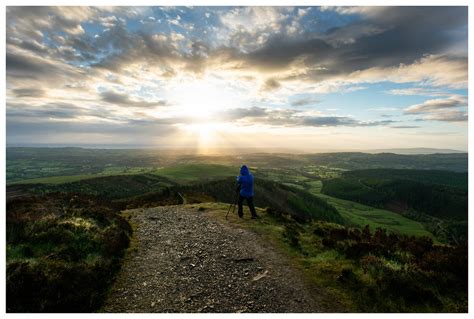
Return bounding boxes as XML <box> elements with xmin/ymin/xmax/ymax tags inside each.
<box><xmin>240</xmin><ymin>165</ymin><xmax>250</xmax><ymax>175</ymax></box>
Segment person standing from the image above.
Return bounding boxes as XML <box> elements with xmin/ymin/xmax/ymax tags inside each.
<box><xmin>236</xmin><ymin>165</ymin><xmax>258</xmax><ymax>219</ymax></box>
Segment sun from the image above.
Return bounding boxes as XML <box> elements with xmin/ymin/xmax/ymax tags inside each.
<box><xmin>167</xmin><ymin>76</ymin><xmax>244</xmax><ymax>152</ymax></box>
<box><xmin>172</xmin><ymin>79</ymin><xmax>231</xmax><ymax>121</ymax></box>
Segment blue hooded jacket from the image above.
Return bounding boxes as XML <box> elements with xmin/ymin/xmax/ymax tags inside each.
<box><xmin>237</xmin><ymin>165</ymin><xmax>254</xmax><ymax>197</ymax></box>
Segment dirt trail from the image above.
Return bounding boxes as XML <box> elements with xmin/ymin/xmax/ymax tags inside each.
<box><xmin>102</xmin><ymin>205</ymin><xmax>330</xmax><ymax>313</ymax></box>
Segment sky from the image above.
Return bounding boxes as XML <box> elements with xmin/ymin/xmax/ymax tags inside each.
<box><xmin>5</xmin><ymin>6</ymin><xmax>468</xmax><ymax>152</ymax></box>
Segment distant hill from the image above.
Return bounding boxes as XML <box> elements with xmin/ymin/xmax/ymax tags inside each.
<box><xmin>364</xmin><ymin>148</ymin><xmax>466</xmax><ymax>155</ymax></box>
<box><xmin>301</xmin><ymin>152</ymin><xmax>468</xmax><ymax>172</ymax></box>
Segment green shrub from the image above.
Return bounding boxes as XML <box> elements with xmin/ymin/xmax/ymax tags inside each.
<box><xmin>6</xmin><ymin>193</ymin><xmax>131</xmax><ymax>312</ymax></box>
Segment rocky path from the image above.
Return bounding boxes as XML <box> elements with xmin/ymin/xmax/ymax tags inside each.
<box><xmin>102</xmin><ymin>206</ymin><xmax>327</xmax><ymax>313</ymax></box>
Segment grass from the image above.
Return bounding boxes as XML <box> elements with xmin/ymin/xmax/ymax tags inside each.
<box><xmin>9</xmin><ymin>171</ymin><xmax>152</xmax><ymax>185</ymax></box>
<box><xmin>10</xmin><ymin>164</ymin><xmax>238</xmax><ymax>185</ymax></box>
<box><xmin>304</xmin><ymin>180</ymin><xmax>434</xmax><ymax>239</ymax></box>
<box><xmin>315</xmin><ymin>193</ymin><xmax>434</xmax><ymax>238</ymax></box>
<box><xmin>153</xmin><ymin>164</ymin><xmax>237</xmax><ymax>182</ymax></box>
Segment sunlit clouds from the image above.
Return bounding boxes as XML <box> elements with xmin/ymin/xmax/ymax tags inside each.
<box><xmin>6</xmin><ymin>6</ymin><xmax>468</xmax><ymax>151</ymax></box>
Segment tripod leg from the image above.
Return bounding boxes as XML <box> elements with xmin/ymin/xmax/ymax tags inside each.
<box><xmin>226</xmin><ymin>192</ymin><xmax>239</xmax><ymax>220</ymax></box>
<box><xmin>226</xmin><ymin>202</ymin><xmax>232</xmax><ymax>219</ymax></box>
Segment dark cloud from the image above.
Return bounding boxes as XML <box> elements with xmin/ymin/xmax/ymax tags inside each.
<box><xmin>221</xmin><ymin>107</ymin><xmax>395</xmax><ymax>128</ymax></box>
<box><xmin>299</xmin><ymin>116</ymin><xmax>357</xmax><ymax>127</ymax></box>
<box><xmin>390</xmin><ymin>125</ymin><xmax>420</xmax><ymax>129</ymax></box>
<box><xmin>261</xmin><ymin>78</ymin><xmax>281</xmax><ymax>91</ymax></box>
<box><xmin>100</xmin><ymin>91</ymin><xmax>167</xmax><ymax>108</ymax></box>
<box><xmin>404</xmin><ymin>96</ymin><xmax>467</xmax><ymax>114</ymax></box>
<box><xmin>6</xmin><ymin>51</ymin><xmax>84</xmax><ymax>84</ymax></box>
<box><xmin>12</xmin><ymin>88</ymin><xmax>45</xmax><ymax>97</ymax></box>
<box><xmin>291</xmin><ymin>97</ymin><xmax>319</xmax><ymax>107</ymax></box>
<box><xmin>7</xmin><ymin>102</ymin><xmax>97</xmax><ymax>120</ymax></box>
<box><xmin>231</xmin><ymin>7</ymin><xmax>468</xmax><ymax>85</ymax></box>
<box><xmin>244</xmin><ymin>36</ymin><xmax>333</xmax><ymax>72</ymax></box>
<box><xmin>6</xmin><ymin>118</ymin><xmax>179</xmax><ymax>144</ymax></box>
<box><xmin>218</xmin><ymin>107</ymin><xmax>268</xmax><ymax>120</ymax></box>
<box><xmin>300</xmin><ymin>117</ymin><xmax>394</xmax><ymax>127</ymax></box>
<box><xmin>6</xmin><ymin>37</ymin><xmax>50</xmax><ymax>55</ymax></box>
<box><xmin>425</xmin><ymin>111</ymin><xmax>468</xmax><ymax>122</ymax></box>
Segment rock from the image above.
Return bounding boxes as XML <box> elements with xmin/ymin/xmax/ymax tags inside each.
<box><xmin>252</xmin><ymin>270</ymin><xmax>269</xmax><ymax>282</ymax></box>
<box><xmin>236</xmin><ymin>306</ymin><xmax>248</xmax><ymax>313</ymax></box>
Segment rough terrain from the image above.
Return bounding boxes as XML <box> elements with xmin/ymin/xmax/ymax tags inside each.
<box><xmin>102</xmin><ymin>205</ymin><xmax>328</xmax><ymax>313</ymax></box>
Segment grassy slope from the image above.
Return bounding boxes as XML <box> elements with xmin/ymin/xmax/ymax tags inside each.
<box><xmin>306</xmin><ymin>180</ymin><xmax>433</xmax><ymax>238</ymax></box>
<box><xmin>153</xmin><ymin>164</ymin><xmax>238</xmax><ymax>182</ymax></box>
<box><xmin>10</xmin><ymin>164</ymin><xmax>238</xmax><ymax>185</ymax></box>
<box><xmin>29</xmin><ymin>174</ymin><xmax>176</xmax><ymax>201</ymax></box>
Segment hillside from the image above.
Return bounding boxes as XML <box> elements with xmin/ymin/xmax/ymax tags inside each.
<box><xmin>321</xmin><ymin>169</ymin><xmax>468</xmax><ymax>242</ymax></box>
<box><xmin>10</xmin><ymin>174</ymin><xmax>345</xmax><ymax>225</ymax></box>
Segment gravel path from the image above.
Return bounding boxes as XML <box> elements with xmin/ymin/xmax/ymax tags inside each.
<box><xmin>102</xmin><ymin>206</ymin><xmax>327</xmax><ymax>313</ymax></box>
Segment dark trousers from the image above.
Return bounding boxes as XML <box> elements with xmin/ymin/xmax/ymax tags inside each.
<box><xmin>238</xmin><ymin>195</ymin><xmax>257</xmax><ymax>217</ymax></box>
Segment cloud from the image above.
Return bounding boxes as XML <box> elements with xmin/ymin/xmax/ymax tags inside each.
<box><xmin>290</xmin><ymin>97</ymin><xmax>319</xmax><ymax>106</ymax></box>
<box><xmin>220</xmin><ymin>7</ymin><xmax>287</xmax><ymax>34</ymax></box>
<box><xmin>387</xmin><ymin>88</ymin><xmax>447</xmax><ymax>96</ymax></box>
<box><xmin>99</xmin><ymin>15</ymin><xmax>118</xmax><ymax>28</ymax></box>
<box><xmin>100</xmin><ymin>90</ymin><xmax>167</xmax><ymax>108</ymax></box>
<box><xmin>6</xmin><ymin>118</ymin><xmax>180</xmax><ymax>145</ymax></box>
<box><xmin>346</xmin><ymin>55</ymin><xmax>467</xmax><ymax>89</ymax></box>
<box><xmin>424</xmin><ymin>110</ymin><xmax>468</xmax><ymax>122</ymax></box>
<box><xmin>220</xmin><ymin>107</ymin><xmax>395</xmax><ymax>128</ymax></box>
<box><xmin>6</xmin><ymin>50</ymin><xmax>87</xmax><ymax>88</ymax></box>
<box><xmin>6</xmin><ymin>6</ymin><xmax>95</xmax><ymax>36</ymax></box>
<box><xmin>390</xmin><ymin>125</ymin><xmax>420</xmax><ymax>129</ymax></box>
<box><xmin>227</xmin><ymin>7</ymin><xmax>467</xmax><ymax>89</ymax></box>
<box><xmin>11</xmin><ymin>88</ymin><xmax>45</xmax><ymax>98</ymax></box>
<box><xmin>404</xmin><ymin>96</ymin><xmax>467</xmax><ymax>114</ymax></box>
<box><xmin>6</xmin><ymin>102</ymin><xmax>108</xmax><ymax>123</ymax></box>
<box><xmin>219</xmin><ymin>107</ymin><xmax>268</xmax><ymax>120</ymax></box>
<box><xmin>261</xmin><ymin>78</ymin><xmax>281</xmax><ymax>91</ymax></box>
<box><xmin>403</xmin><ymin>95</ymin><xmax>467</xmax><ymax>122</ymax></box>
<box><xmin>297</xmin><ymin>8</ymin><xmax>311</xmax><ymax>17</ymax></box>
